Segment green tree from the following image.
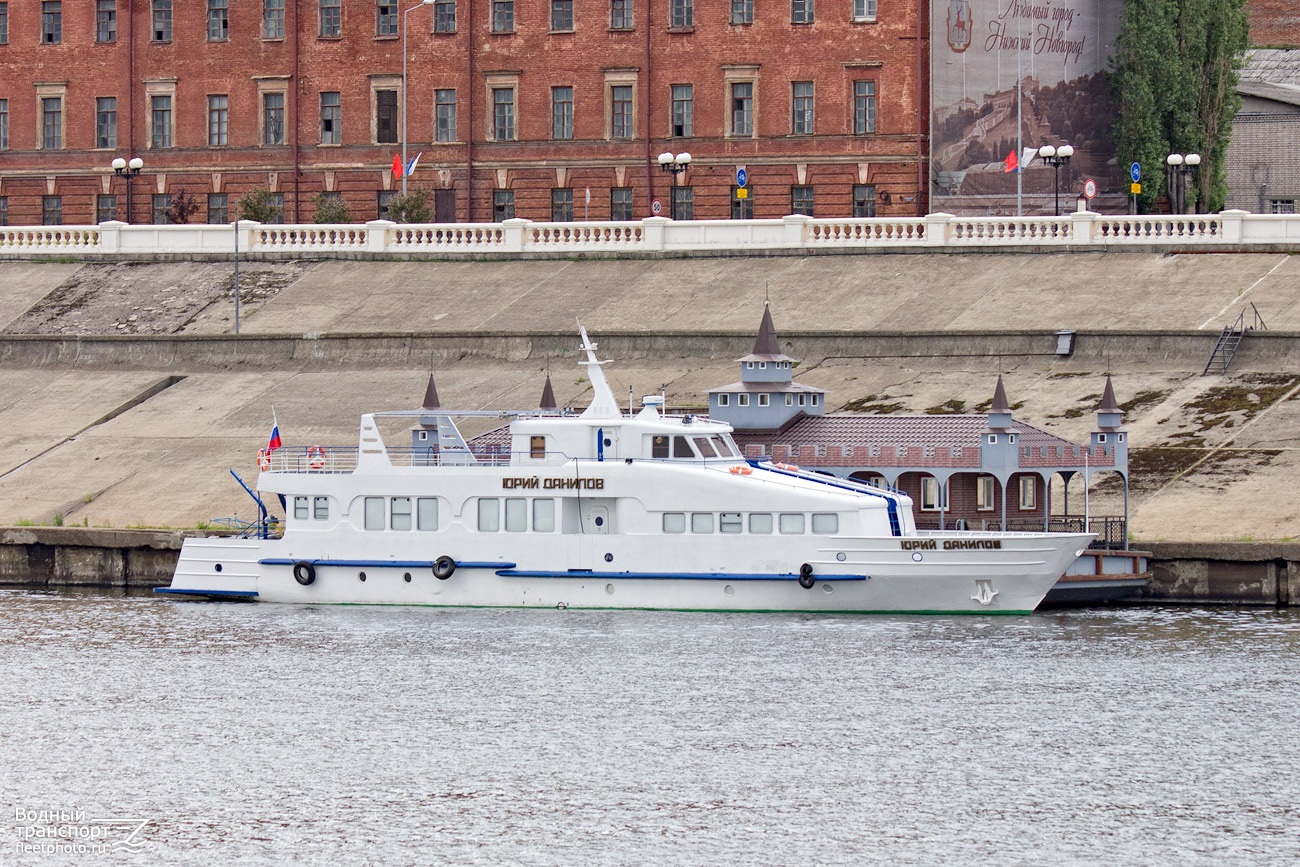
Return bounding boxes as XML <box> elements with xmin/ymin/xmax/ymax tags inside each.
<box><xmin>238</xmin><ymin>188</ymin><xmax>282</xmax><ymax>223</ymax></box>
<box><xmin>165</xmin><ymin>187</ymin><xmax>200</xmax><ymax>224</ymax></box>
<box><xmin>385</xmin><ymin>187</ymin><xmax>431</xmax><ymax>223</ymax></box>
<box><xmin>311</xmin><ymin>193</ymin><xmax>352</xmax><ymax>224</ymax></box>
<box><xmin>1114</xmin><ymin>0</ymin><xmax>1249</xmax><ymax>213</ymax></box>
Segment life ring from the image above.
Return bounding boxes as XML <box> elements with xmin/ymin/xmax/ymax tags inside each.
<box><xmin>293</xmin><ymin>561</ymin><xmax>316</xmax><ymax>586</ymax></box>
<box><xmin>774</xmin><ymin>462</ymin><xmax>801</xmax><ymax>472</ymax></box>
<box><xmin>728</xmin><ymin>465</ymin><xmax>753</xmax><ymax>475</ymax></box>
<box><xmin>433</xmin><ymin>556</ymin><xmax>457</xmax><ymax>580</ymax></box>
<box><xmin>257</xmin><ymin>448</ymin><xmax>272</xmax><ymax>471</ymax></box>
<box><xmin>798</xmin><ymin>563</ymin><xmax>815</xmax><ymax>589</ymax></box>
<box><xmin>307</xmin><ymin>445</ymin><xmax>327</xmax><ymax>469</ymax></box>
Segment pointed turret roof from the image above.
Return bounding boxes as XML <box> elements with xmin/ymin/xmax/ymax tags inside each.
<box><xmin>1097</xmin><ymin>375</ymin><xmax>1122</xmax><ymax>414</ymax></box>
<box><xmin>421</xmin><ymin>374</ymin><xmax>441</xmax><ymax>410</ymax></box>
<box><xmin>539</xmin><ymin>373</ymin><xmax>557</xmax><ymax>410</ymax></box>
<box><xmin>737</xmin><ymin>301</ymin><xmax>795</xmax><ymax>363</ymax></box>
<box><xmin>990</xmin><ymin>375</ymin><xmax>1010</xmax><ymax>413</ymax></box>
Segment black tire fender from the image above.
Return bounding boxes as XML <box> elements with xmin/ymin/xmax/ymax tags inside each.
<box><xmin>433</xmin><ymin>556</ymin><xmax>457</xmax><ymax>580</ymax></box>
<box><xmin>798</xmin><ymin>563</ymin><xmax>815</xmax><ymax>589</ymax></box>
<box><xmin>293</xmin><ymin>561</ymin><xmax>316</xmax><ymax>586</ymax></box>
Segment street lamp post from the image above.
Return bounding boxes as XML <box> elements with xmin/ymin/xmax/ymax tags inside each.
<box><xmin>657</xmin><ymin>152</ymin><xmax>692</xmax><ymax>218</ymax></box>
<box><xmin>1166</xmin><ymin>152</ymin><xmax>1201</xmax><ymax>214</ymax></box>
<box><xmin>401</xmin><ymin>0</ymin><xmax>436</xmax><ymax>196</ymax></box>
<box><xmin>111</xmin><ymin>156</ymin><xmax>143</xmax><ymax>224</ymax></box>
<box><xmin>1037</xmin><ymin>144</ymin><xmax>1074</xmax><ymax>216</ymax></box>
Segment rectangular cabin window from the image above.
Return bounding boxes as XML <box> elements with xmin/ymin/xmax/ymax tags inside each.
<box><xmin>663</xmin><ymin>512</ymin><xmax>686</xmax><ymax>534</ymax></box>
<box><xmin>738</xmin><ymin>394</ymin><xmax>750</xmax><ymax>407</ymax></box>
<box><xmin>720</xmin><ymin>512</ymin><xmax>743</xmax><ymax>534</ymax></box>
<box><xmin>652</xmin><ymin>436</ymin><xmax>669</xmax><ymax>458</ymax></box>
<box><xmin>749</xmin><ymin>513</ymin><xmax>773</xmax><ymax>534</ymax></box>
<box><xmin>391</xmin><ymin>497</ymin><xmax>412</xmax><ymax>531</ymax></box>
<box><xmin>478</xmin><ymin>498</ymin><xmax>500</xmax><ymax>531</ymax></box>
<box><xmin>505</xmin><ymin>498</ymin><xmax>527</xmax><ymax>532</ymax></box>
<box><xmin>711</xmin><ymin>436</ymin><xmax>735</xmax><ymax>457</ymax></box>
<box><xmin>811</xmin><ymin>513</ymin><xmax>838</xmax><ymax>534</ymax></box>
<box><xmin>364</xmin><ymin>497</ymin><xmax>385</xmax><ymax>530</ymax></box>
<box><xmin>1019</xmin><ymin>477</ymin><xmax>1036</xmax><ymax>510</ymax></box>
<box><xmin>530</xmin><ymin>435</ymin><xmax>546</xmax><ymax>459</ymax></box>
<box><xmin>294</xmin><ymin>496</ymin><xmax>309</xmax><ymax>520</ymax></box>
<box><xmin>693</xmin><ymin>437</ymin><xmax>717</xmax><ymax>457</ymax></box>
<box><xmin>779</xmin><ymin>513</ymin><xmax>805</xmax><ymax>534</ymax></box>
<box><xmin>673</xmin><ymin>436</ymin><xmax>693</xmax><ymax>458</ymax></box>
<box><xmin>758</xmin><ymin>394</ymin><xmax>770</xmax><ymax>407</ymax></box>
<box><xmin>811</xmin><ymin>395</ymin><xmax>819</xmax><ymax>406</ymax></box>
<box><xmin>977</xmin><ymin>476</ymin><xmax>995</xmax><ymax>511</ymax></box>
<box><xmin>798</xmin><ymin>395</ymin><xmax>806</xmax><ymax>406</ymax></box>
<box><xmin>718</xmin><ymin>394</ymin><xmax>729</xmax><ymax>407</ymax></box>
<box><xmin>533</xmin><ymin>499</ymin><xmax>555</xmax><ymax>532</ymax></box>
<box><xmin>786</xmin><ymin>394</ymin><xmax>794</xmax><ymax>406</ymax></box>
<box><xmin>691</xmin><ymin>513</ymin><xmax>714</xmax><ymax>533</ymax></box>
<box><xmin>314</xmin><ymin>497</ymin><xmax>329</xmax><ymax>520</ymax></box>
<box><xmin>417</xmin><ymin>497</ymin><xmax>438</xmax><ymax>530</ymax></box>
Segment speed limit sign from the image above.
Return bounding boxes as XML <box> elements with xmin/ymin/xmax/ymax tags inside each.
<box><xmin>1083</xmin><ymin>178</ymin><xmax>1097</xmax><ymax>199</ymax></box>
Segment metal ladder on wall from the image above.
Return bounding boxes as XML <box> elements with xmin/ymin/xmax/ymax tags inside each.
<box><xmin>1203</xmin><ymin>303</ymin><xmax>1267</xmax><ymax>376</ymax></box>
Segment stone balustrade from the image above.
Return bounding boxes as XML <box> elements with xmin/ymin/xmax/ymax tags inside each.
<box><xmin>0</xmin><ymin>210</ymin><xmax>1295</xmax><ymax>258</ymax></box>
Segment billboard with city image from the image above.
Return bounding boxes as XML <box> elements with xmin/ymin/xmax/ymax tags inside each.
<box><xmin>930</xmin><ymin>0</ymin><xmax>1125</xmax><ymax>215</ymax></box>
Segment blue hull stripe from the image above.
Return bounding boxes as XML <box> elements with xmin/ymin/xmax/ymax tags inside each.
<box><xmin>259</xmin><ymin>558</ymin><xmax>515</xmax><ymax>570</ymax></box>
<box><xmin>154</xmin><ymin>587</ymin><xmax>259</xmax><ymax>598</ymax></box>
<box><xmin>752</xmin><ymin>459</ymin><xmax>903</xmax><ymax>537</ymax></box>
<box><xmin>496</xmin><ymin>570</ymin><xmax>868</xmax><ymax>582</ymax></box>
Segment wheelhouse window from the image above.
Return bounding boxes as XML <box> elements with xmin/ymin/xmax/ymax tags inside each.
<box><xmin>294</xmin><ymin>497</ymin><xmax>309</xmax><ymax>520</ymax></box>
<box><xmin>779</xmin><ymin>513</ymin><xmax>805</xmax><ymax>534</ymax></box>
<box><xmin>663</xmin><ymin>513</ymin><xmax>686</xmax><ymax>534</ymax></box>
<box><xmin>749</xmin><ymin>513</ymin><xmax>773</xmax><ymax>534</ymax></box>
<box><xmin>530</xmin><ymin>436</ymin><xmax>546</xmax><ymax>459</ymax></box>
<box><xmin>811</xmin><ymin>514</ymin><xmax>838</xmax><ymax>534</ymax></box>
<box><xmin>691</xmin><ymin>513</ymin><xmax>713</xmax><ymax>533</ymax></box>
<box><xmin>314</xmin><ymin>497</ymin><xmax>330</xmax><ymax>520</ymax></box>
<box><xmin>533</xmin><ymin>499</ymin><xmax>556</xmax><ymax>532</ymax></box>
<box><xmin>504</xmin><ymin>498</ymin><xmax>527</xmax><ymax>532</ymax></box>
<box><xmin>720</xmin><ymin>513</ymin><xmax>743</xmax><ymax>534</ymax></box>
<box><xmin>672</xmin><ymin>436</ymin><xmax>692</xmax><ymax>458</ymax></box>
<box><xmin>417</xmin><ymin>497</ymin><xmax>438</xmax><ymax>530</ymax></box>
<box><xmin>391</xmin><ymin>497</ymin><xmax>412</xmax><ymax>530</ymax></box>
<box><xmin>478</xmin><ymin>498</ymin><xmax>500</xmax><ymax>531</ymax></box>
<box><xmin>364</xmin><ymin>497</ymin><xmax>385</xmax><ymax>530</ymax></box>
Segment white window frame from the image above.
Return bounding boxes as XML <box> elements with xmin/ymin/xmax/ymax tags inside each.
<box><xmin>1019</xmin><ymin>477</ymin><xmax>1037</xmax><ymax>510</ymax></box>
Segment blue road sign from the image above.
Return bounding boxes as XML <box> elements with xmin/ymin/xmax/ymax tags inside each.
<box><xmin>1131</xmin><ymin>162</ymin><xmax>1141</xmax><ymax>183</ymax></box>
<box><xmin>737</xmin><ymin>168</ymin><xmax>747</xmax><ymax>188</ymax></box>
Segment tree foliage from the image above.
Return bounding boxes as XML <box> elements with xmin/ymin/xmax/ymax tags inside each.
<box><xmin>165</xmin><ymin>188</ymin><xmax>200</xmax><ymax>224</ymax></box>
<box><xmin>312</xmin><ymin>193</ymin><xmax>352</xmax><ymax>224</ymax></box>
<box><xmin>238</xmin><ymin>188</ymin><xmax>282</xmax><ymax>223</ymax></box>
<box><xmin>1114</xmin><ymin>0</ymin><xmax>1249</xmax><ymax>213</ymax></box>
<box><xmin>385</xmin><ymin>188</ymin><xmax>431</xmax><ymax>223</ymax></box>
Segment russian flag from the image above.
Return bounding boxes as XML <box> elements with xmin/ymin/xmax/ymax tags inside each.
<box><xmin>1003</xmin><ymin>149</ymin><xmax>1019</xmax><ymax>174</ymax></box>
<box><xmin>391</xmin><ymin>153</ymin><xmax>404</xmax><ymax>180</ymax></box>
<box><xmin>267</xmin><ymin>422</ymin><xmax>282</xmax><ymax>452</ymax></box>
<box><xmin>406</xmin><ymin>152</ymin><xmax>422</xmax><ymax>177</ymax></box>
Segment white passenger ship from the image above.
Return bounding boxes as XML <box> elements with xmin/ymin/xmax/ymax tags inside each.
<box><xmin>157</xmin><ymin>328</ymin><xmax>1092</xmax><ymax>613</ymax></box>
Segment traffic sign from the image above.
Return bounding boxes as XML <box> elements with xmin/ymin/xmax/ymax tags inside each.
<box><xmin>736</xmin><ymin>188</ymin><xmax>748</xmax><ymax>199</ymax></box>
<box><xmin>1130</xmin><ymin>182</ymin><xmax>1142</xmax><ymax>195</ymax></box>
<box><xmin>737</xmin><ymin>168</ymin><xmax>748</xmax><ymax>188</ymax></box>
<box><xmin>1083</xmin><ymin>178</ymin><xmax>1097</xmax><ymax>199</ymax></box>
<box><xmin>651</xmin><ymin>199</ymin><xmax>662</xmax><ymax>215</ymax></box>
<box><xmin>1130</xmin><ymin>162</ymin><xmax>1141</xmax><ymax>183</ymax></box>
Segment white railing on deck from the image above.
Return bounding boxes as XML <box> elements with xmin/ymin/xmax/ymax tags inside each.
<box><xmin>2</xmin><ymin>211</ymin><xmax>1296</xmax><ymax>258</ymax></box>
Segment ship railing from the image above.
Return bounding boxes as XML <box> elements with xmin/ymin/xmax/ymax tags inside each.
<box><xmin>259</xmin><ymin>446</ymin><xmax>544</xmax><ymax>472</ymax></box>
<box><xmin>914</xmin><ymin>515</ymin><xmax>1128</xmax><ymax>549</ymax></box>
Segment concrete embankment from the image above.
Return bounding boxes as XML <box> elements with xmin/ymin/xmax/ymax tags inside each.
<box><xmin>1</xmin><ymin>529</ymin><xmax>1297</xmax><ymax>607</ymax></box>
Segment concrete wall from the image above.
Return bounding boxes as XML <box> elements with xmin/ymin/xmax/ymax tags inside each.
<box><xmin>1141</xmin><ymin>542</ymin><xmax>1300</xmax><ymax>606</ymax></box>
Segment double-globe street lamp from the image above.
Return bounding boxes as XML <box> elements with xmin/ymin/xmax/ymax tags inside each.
<box><xmin>1166</xmin><ymin>152</ymin><xmax>1201</xmax><ymax>215</ymax></box>
<box><xmin>110</xmin><ymin>156</ymin><xmax>143</xmax><ymax>224</ymax></box>
<box><xmin>1037</xmin><ymin>144</ymin><xmax>1074</xmax><ymax>216</ymax></box>
<box><xmin>658</xmin><ymin>152</ymin><xmax>692</xmax><ymax>219</ymax></box>
<box><xmin>401</xmin><ymin>0</ymin><xmax>436</xmax><ymax>197</ymax></box>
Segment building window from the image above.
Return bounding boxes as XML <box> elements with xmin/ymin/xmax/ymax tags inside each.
<box><xmin>792</xmin><ymin>81</ymin><xmax>814</xmax><ymax>135</ymax></box>
<box><xmin>551</xmin><ymin>0</ymin><xmax>573</xmax><ymax>31</ymax></box>
<box><xmin>0</xmin><ymin>4</ymin><xmax>7</xmax><ymax>44</ymax></box>
<box><xmin>791</xmin><ymin>185</ymin><xmax>814</xmax><ymax>216</ymax></box>
<box><xmin>97</xmin><ymin>1</ymin><xmax>117</xmax><ymax>42</ymax></box>
<box><xmin>42</xmin><ymin>97</ymin><xmax>64</xmax><ymax>149</ymax></box>
<box><xmin>208</xmin><ymin>193</ymin><xmax>228</xmax><ymax>224</ymax></box>
<box><xmin>853</xmin><ymin>184</ymin><xmax>876</xmax><ymax>217</ymax></box>
<box><xmin>264</xmin><ymin>0</ymin><xmax>286</xmax><ymax>39</ymax></box>
<box><xmin>854</xmin><ymin>80</ymin><xmax>877</xmax><ymax>134</ymax></box>
<box><xmin>208</xmin><ymin>95</ymin><xmax>229</xmax><ymax>146</ymax></box>
<box><xmin>670</xmin><ymin>0</ymin><xmax>693</xmax><ymax>28</ymax></box>
<box><xmin>376</xmin><ymin>190</ymin><xmax>396</xmax><ymax>219</ymax></box>
<box><xmin>738</xmin><ymin>393</ymin><xmax>749</xmax><ymax>406</ymax></box>
<box><xmin>263</xmin><ymin>92</ymin><xmax>286</xmax><ymax>145</ymax></box>
<box><xmin>42</xmin><ymin>1</ymin><xmax>62</xmax><ymax>44</ymax></box>
<box><xmin>42</xmin><ymin>196</ymin><xmax>62</xmax><ymax>225</ymax></box>
<box><xmin>551</xmin><ymin>188</ymin><xmax>574</xmax><ymax>222</ymax></box>
<box><xmin>96</xmin><ymin>97</ymin><xmax>117</xmax><ymax>149</ymax></box>
<box><xmin>1019</xmin><ymin>477</ymin><xmax>1037</xmax><ymax>510</ymax></box>
<box><xmin>732</xmin><ymin>186</ymin><xmax>753</xmax><ymax>219</ymax></box>
<box><xmin>853</xmin><ymin>0</ymin><xmax>877</xmax><ymax>21</ymax></box>
<box><xmin>977</xmin><ymin>476</ymin><xmax>995</xmax><ymax>511</ymax></box>
<box><xmin>491</xmin><ymin>0</ymin><xmax>514</xmax><ymax>33</ymax></box>
<box><xmin>717</xmin><ymin>393</ymin><xmax>729</xmax><ymax>407</ymax></box>
<box><xmin>320</xmin><ymin>92</ymin><xmax>341</xmax><ymax>144</ymax></box>
<box><xmin>611</xmin><ymin>85</ymin><xmax>634</xmax><ymax>140</ymax></box>
<box><xmin>377</xmin><ymin>1</ymin><xmax>398</xmax><ymax>36</ymax></box>
<box><xmin>434</xmin><ymin>0</ymin><xmax>456</xmax><ymax>32</ymax></box>
<box><xmin>97</xmin><ymin>195</ymin><xmax>117</xmax><ymax>223</ymax></box>
<box><xmin>672</xmin><ymin>187</ymin><xmax>694</xmax><ymax>220</ymax></box>
<box><xmin>436</xmin><ymin>89</ymin><xmax>457</xmax><ymax>141</ymax></box>
<box><xmin>152</xmin><ymin>0</ymin><xmax>172</xmax><ymax>41</ymax></box>
<box><xmin>921</xmin><ymin>477</ymin><xmax>945</xmax><ymax>511</ymax></box>
<box><xmin>611</xmin><ymin>188</ymin><xmax>633</xmax><ymax>220</ymax></box>
<box><xmin>0</xmin><ymin>197</ymin><xmax>6</xmax><ymax>225</ymax></box>
<box><xmin>731</xmin><ymin>0</ymin><xmax>753</xmax><ymax>24</ymax></box>
<box><xmin>492</xmin><ymin>87</ymin><xmax>515</xmax><ymax>140</ymax></box>
<box><xmin>671</xmin><ymin>85</ymin><xmax>693</xmax><ymax>137</ymax></box>
<box><xmin>319</xmin><ymin>0</ymin><xmax>341</xmax><ymax>37</ymax></box>
<box><xmin>610</xmin><ymin>0</ymin><xmax>633</xmax><ymax>29</ymax></box>
<box><xmin>730</xmin><ymin>82</ymin><xmax>753</xmax><ymax>137</ymax></box>
<box><xmin>152</xmin><ymin>194</ymin><xmax>172</xmax><ymax>225</ymax></box>
<box><xmin>375</xmin><ymin>89</ymin><xmax>398</xmax><ymax>143</ymax></box>
<box><xmin>758</xmin><ymin>394</ymin><xmax>770</xmax><ymax>407</ymax></box>
<box><xmin>552</xmin><ymin>87</ymin><xmax>574</xmax><ymax>140</ymax></box>
<box><xmin>493</xmin><ymin>189</ymin><xmax>515</xmax><ymax>221</ymax></box>
<box><xmin>150</xmin><ymin>95</ymin><xmax>173</xmax><ymax>148</ymax></box>
<box><xmin>1270</xmin><ymin>200</ymin><xmax>1296</xmax><ymax>214</ymax></box>
<box><xmin>0</xmin><ymin>100</ymin><xmax>8</xmax><ymax>150</ymax></box>
<box><xmin>208</xmin><ymin>0</ymin><xmax>229</xmax><ymax>40</ymax></box>
<box><xmin>792</xmin><ymin>0</ymin><xmax>813</xmax><ymax>24</ymax></box>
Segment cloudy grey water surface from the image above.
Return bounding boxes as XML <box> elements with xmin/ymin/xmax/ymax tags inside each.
<box><xmin>2</xmin><ymin>589</ymin><xmax>1298</xmax><ymax>866</ymax></box>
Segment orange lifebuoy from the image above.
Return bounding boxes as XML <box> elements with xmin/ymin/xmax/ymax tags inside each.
<box><xmin>728</xmin><ymin>465</ymin><xmax>753</xmax><ymax>475</ymax></box>
<box><xmin>257</xmin><ymin>448</ymin><xmax>272</xmax><ymax>471</ymax></box>
<box><xmin>773</xmin><ymin>462</ymin><xmax>801</xmax><ymax>472</ymax></box>
<box><xmin>307</xmin><ymin>445</ymin><xmax>327</xmax><ymax>469</ymax></box>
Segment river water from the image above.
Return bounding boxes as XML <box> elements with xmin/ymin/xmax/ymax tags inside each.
<box><xmin>2</xmin><ymin>589</ymin><xmax>1297</xmax><ymax>866</ymax></box>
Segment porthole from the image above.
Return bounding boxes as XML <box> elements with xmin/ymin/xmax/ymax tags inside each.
<box><xmin>359</xmin><ymin>571</ymin><xmax>367</xmax><ymax>582</ymax></box>
<box><xmin>724</xmin><ymin>585</ymin><xmax>735</xmax><ymax>597</ymax></box>
<box><xmin>605</xmin><ymin>584</ymin><xmax>615</xmax><ymax>595</ymax></box>
<box><xmin>836</xmin><ymin>552</ymin><xmax>846</xmax><ymax>562</ymax></box>
<box><xmin>911</xmin><ymin>552</ymin><xmax>923</xmax><ymax>562</ymax></box>
<box><xmin>403</xmin><ymin>572</ymin><xmax>412</xmax><ymax>583</ymax></box>
<box><xmin>822</xmin><ymin>584</ymin><xmax>833</xmax><ymax>594</ymax></box>
<box><xmin>594</xmin><ymin>516</ymin><xmax>605</xmax><ymax>527</ymax></box>
<box><xmin>214</xmin><ymin>564</ymin><xmax>223</xmax><ymax>572</ymax></box>
<box><xmin>604</xmin><ymin>552</ymin><xmax>613</xmax><ymax>563</ymax></box>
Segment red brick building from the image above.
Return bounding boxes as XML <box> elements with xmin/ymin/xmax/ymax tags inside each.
<box><xmin>1249</xmin><ymin>0</ymin><xmax>1300</xmax><ymax>48</ymax></box>
<box><xmin>0</xmin><ymin>0</ymin><xmax>928</xmax><ymax>226</ymax></box>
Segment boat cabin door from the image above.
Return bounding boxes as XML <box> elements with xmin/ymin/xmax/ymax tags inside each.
<box><xmin>582</xmin><ymin>502</ymin><xmax>612</xmax><ymax>534</ymax></box>
<box><xmin>596</xmin><ymin>428</ymin><xmax>618</xmax><ymax>461</ymax></box>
